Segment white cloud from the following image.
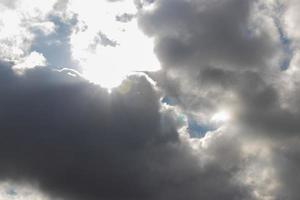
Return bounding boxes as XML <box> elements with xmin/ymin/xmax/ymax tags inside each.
<box><xmin>12</xmin><ymin>51</ymin><xmax>47</xmax><ymax>73</ymax></box>
<box><xmin>0</xmin><ymin>0</ymin><xmax>56</xmax><ymax>69</ymax></box>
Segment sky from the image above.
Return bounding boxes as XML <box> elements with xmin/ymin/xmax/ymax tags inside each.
<box><xmin>0</xmin><ymin>0</ymin><xmax>300</xmax><ymax>199</ymax></box>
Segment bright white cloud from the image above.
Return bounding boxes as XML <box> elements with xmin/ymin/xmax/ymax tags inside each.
<box><xmin>67</xmin><ymin>0</ymin><xmax>160</xmax><ymax>89</ymax></box>
<box><xmin>0</xmin><ymin>0</ymin><xmax>56</xmax><ymax>67</ymax></box>
<box><xmin>12</xmin><ymin>51</ymin><xmax>47</xmax><ymax>73</ymax></box>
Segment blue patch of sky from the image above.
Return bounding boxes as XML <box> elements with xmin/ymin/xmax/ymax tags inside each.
<box><xmin>161</xmin><ymin>96</ymin><xmax>215</xmax><ymax>138</ymax></box>
<box><xmin>30</xmin><ymin>15</ymin><xmax>79</xmax><ymax>70</ymax></box>
<box><xmin>273</xmin><ymin>5</ymin><xmax>293</xmax><ymax>71</ymax></box>
<box><xmin>277</xmin><ymin>23</ymin><xmax>293</xmax><ymax>70</ymax></box>
<box><xmin>187</xmin><ymin>118</ymin><xmax>215</xmax><ymax>138</ymax></box>
<box><xmin>161</xmin><ymin>96</ymin><xmax>177</xmax><ymax>106</ymax></box>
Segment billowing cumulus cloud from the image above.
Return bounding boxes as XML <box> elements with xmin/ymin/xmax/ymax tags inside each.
<box><xmin>138</xmin><ymin>0</ymin><xmax>281</xmax><ymax>70</ymax></box>
<box><xmin>1</xmin><ymin>0</ymin><xmax>300</xmax><ymax>200</ymax></box>
<box><xmin>137</xmin><ymin>0</ymin><xmax>300</xmax><ymax>138</ymax></box>
<box><xmin>0</xmin><ymin>64</ymin><xmax>255</xmax><ymax>200</ymax></box>
<box><xmin>138</xmin><ymin>0</ymin><xmax>300</xmax><ymax>198</ymax></box>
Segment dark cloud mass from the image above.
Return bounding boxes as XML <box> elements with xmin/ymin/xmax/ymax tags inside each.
<box><xmin>0</xmin><ymin>64</ymin><xmax>252</xmax><ymax>200</ymax></box>
<box><xmin>2</xmin><ymin>0</ymin><xmax>300</xmax><ymax>199</ymax></box>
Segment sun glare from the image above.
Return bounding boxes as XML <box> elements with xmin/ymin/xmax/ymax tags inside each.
<box><xmin>211</xmin><ymin>110</ymin><xmax>231</xmax><ymax>123</ymax></box>
<box><xmin>68</xmin><ymin>0</ymin><xmax>160</xmax><ymax>90</ymax></box>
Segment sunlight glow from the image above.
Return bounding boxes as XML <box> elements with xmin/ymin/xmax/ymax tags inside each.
<box><xmin>211</xmin><ymin>110</ymin><xmax>231</xmax><ymax>123</ymax></box>
<box><xmin>68</xmin><ymin>0</ymin><xmax>160</xmax><ymax>89</ymax></box>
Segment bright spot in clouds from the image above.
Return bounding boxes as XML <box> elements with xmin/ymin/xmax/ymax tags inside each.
<box><xmin>13</xmin><ymin>51</ymin><xmax>47</xmax><ymax>74</ymax></box>
<box><xmin>68</xmin><ymin>0</ymin><xmax>160</xmax><ymax>89</ymax></box>
<box><xmin>211</xmin><ymin>110</ymin><xmax>231</xmax><ymax>123</ymax></box>
<box><xmin>0</xmin><ymin>181</ymin><xmax>50</xmax><ymax>200</ymax></box>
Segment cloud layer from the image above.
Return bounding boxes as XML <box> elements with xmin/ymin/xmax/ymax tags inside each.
<box><xmin>1</xmin><ymin>0</ymin><xmax>300</xmax><ymax>200</ymax></box>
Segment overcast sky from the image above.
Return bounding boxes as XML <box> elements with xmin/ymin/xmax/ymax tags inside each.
<box><xmin>0</xmin><ymin>0</ymin><xmax>300</xmax><ymax>199</ymax></box>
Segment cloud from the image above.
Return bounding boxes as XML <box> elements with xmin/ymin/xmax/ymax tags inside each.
<box><xmin>136</xmin><ymin>0</ymin><xmax>300</xmax><ymax>138</ymax></box>
<box><xmin>65</xmin><ymin>0</ymin><xmax>160</xmax><ymax>88</ymax></box>
<box><xmin>137</xmin><ymin>0</ymin><xmax>300</xmax><ymax>198</ymax></box>
<box><xmin>0</xmin><ymin>0</ymin><xmax>58</xmax><ymax>70</ymax></box>
<box><xmin>2</xmin><ymin>0</ymin><xmax>300</xmax><ymax>199</ymax></box>
<box><xmin>12</xmin><ymin>51</ymin><xmax>47</xmax><ymax>73</ymax></box>
<box><xmin>138</xmin><ymin>0</ymin><xmax>281</xmax><ymax>71</ymax></box>
<box><xmin>0</xmin><ymin>64</ymin><xmax>255</xmax><ymax>200</ymax></box>
<box><xmin>0</xmin><ymin>180</ymin><xmax>49</xmax><ymax>200</ymax></box>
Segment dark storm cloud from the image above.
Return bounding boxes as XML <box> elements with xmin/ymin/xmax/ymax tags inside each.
<box><xmin>0</xmin><ymin>64</ymin><xmax>252</xmax><ymax>200</ymax></box>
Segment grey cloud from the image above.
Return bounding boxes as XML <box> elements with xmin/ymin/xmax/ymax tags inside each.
<box><xmin>3</xmin><ymin>0</ymin><xmax>300</xmax><ymax>199</ymax></box>
<box><xmin>53</xmin><ymin>0</ymin><xmax>69</xmax><ymax>12</ymax></box>
<box><xmin>97</xmin><ymin>32</ymin><xmax>119</xmax><ymax>47</ymax></box>
<box><xmin>134</xmin><ymin>0</ymin><xmax>156</xmax><ymax>9</ymax></box>
<box><xmin>89</xmin><ymin>32</ymin><xmax>119</xmax><ymax>52</ymax></box>
<box><xmin>0</xmin><ymin>0</ymin><xmax>17</xmax><ymax>8</ymax></box>
<box><xmin>0</xmin><ymin>64</ymin><xmax>252</xmax><ymax>200</ymax></box>
<box><xmin>161</xmin><ymin>65</ymin><xmax>300</xmax><ymax>138</ymax></box>
<box><xmin>138</xmin><ymin>0</ymin><xmax>278</xmax><ymax>71</ymax></box>
<box><xmin>137</xmin><ymin>0</ymin><xmax>300</xmax><ymax>139</ymax></box>
<box><xmin>272</xmin><ymin>139</ymin><xmax>300</xmax><ymax>200</ymax></box>
<box><xmin>135</xmin><ymin>2</ymin><xmax>300</xmax><ymax>198</ymax></box>
<box><xmin>116</xmin><ymin>13</ymin><xmax>136</xmax><ymax>23</ymax></box>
